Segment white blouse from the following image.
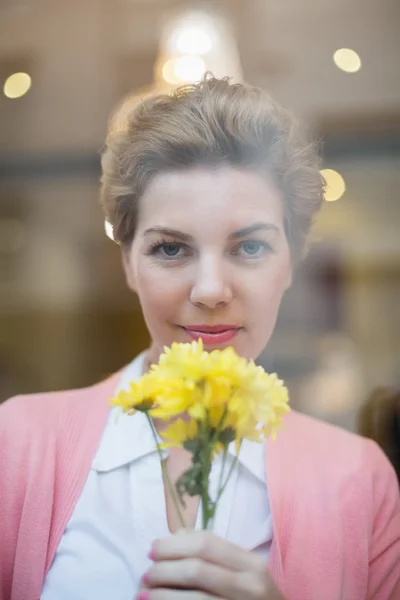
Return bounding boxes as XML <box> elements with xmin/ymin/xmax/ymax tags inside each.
<box><xmin>41</xmin><ymin>352</ymin><xmax>273</xmax><ymax>600</ymax></box>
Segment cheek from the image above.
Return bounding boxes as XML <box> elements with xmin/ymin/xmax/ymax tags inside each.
<box><xmin>248</xmin><ymin>258</ymin><xmax>290</xmax><ymax>322</ymax></box>
<box><xmin>135</xmin><ymin>263</ymin><xmax>186</xmax><ymax>319</ymax></box>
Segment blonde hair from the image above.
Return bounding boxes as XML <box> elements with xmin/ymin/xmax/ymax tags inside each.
<box><xmin>100</xmin><ymin>75</ymin><xmax>324</xmax><ymax>261</ymax></box>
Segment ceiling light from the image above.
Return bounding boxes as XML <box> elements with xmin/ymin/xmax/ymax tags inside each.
<box><xmin>154</xmin><ymin>9</ymin><xmax>243</xmax><ymax>91</ymax></box>
<box><xmin>162</xmin><ymin>56</ymin><xmax>206</xmax><ymax>85</ymax></box>
<box><xmin>333</xmin><ymin>48</ymin><xmax>361</xmax><ymax>73</ymax></box>
<box><xmin>175</xmin><ymin>26</ymin><xmax>213</xmax><ymax>55</ymax></box>
<box><xmin>321</xmin><ymin>169</ymin><xmax>346</xmax><ymax>202</ymax></box>
<box><xmin>3</xmin><ymin>72</ymin><xmax>32</xmax><ymax>99</ymax></box>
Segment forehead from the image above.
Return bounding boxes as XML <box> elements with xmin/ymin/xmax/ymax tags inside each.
<box><xmin>136</xmin><ymin>166</ymin><xmax>284</xmax><ymax>231</ymax></box>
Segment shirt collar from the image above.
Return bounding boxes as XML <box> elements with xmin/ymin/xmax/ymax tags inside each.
<box><xmin>92</xmin><ymin>351</ymin><xmax>266</xmax><ymax>482</ymax></box>
<box><xmin>91</xmin><ymin>351</ymin><xmax>156</xmax><ymax>472</ymax></box>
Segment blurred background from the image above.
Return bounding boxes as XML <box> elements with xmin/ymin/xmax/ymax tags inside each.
<box><xmin>0</xmin><ymin>0</ymin><xmax>399</xmax><ymax>433</ymax></box>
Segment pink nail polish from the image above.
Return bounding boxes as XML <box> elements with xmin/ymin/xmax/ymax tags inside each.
<box><xmin>137</xmin><ymin>592</ymin><xmax>149</xmax><ymax>600</ymax></box>
<box><xmin>147</xmin><ymin>549</ymin><xmax>156</xmax><ymax>560</ymax></box>
<box><xmin>141</xmin><ymin>571</ymin><xmax>150</xmax><ymax>585</ymax></box>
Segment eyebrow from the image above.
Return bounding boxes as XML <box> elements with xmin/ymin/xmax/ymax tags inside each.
<box><xmin>143</xmin><ymin>227</ymin><xmax>192</xmax><ymax>242</ymax></box>
<box><xmin>144</xmin><ymin>222</ymin><xmax>280</xmax><ymax>241</ymax></box>
<box><xmin>228</xmin><ymin>222</ymin><xmax>280</xmax><ymax>239</ymax></box>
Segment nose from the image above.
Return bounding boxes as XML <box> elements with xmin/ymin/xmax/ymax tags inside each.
<box><xmin>189</xmin><ymin>256</ymin><xmax>233</xmax><ymax>309</ymax></box>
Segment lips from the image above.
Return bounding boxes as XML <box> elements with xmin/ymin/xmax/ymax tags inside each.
<box><xmin>181</xmin><ymin>325</ymin><xmax>240</xmax><ymax>345</ymax></box>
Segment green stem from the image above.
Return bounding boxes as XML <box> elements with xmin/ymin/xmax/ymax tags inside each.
<box><xmin>200</xmin><ymin>426</ymin><xmax>212</xmax><ymax>530</ymax></box>
<box><xmin>146</xmin><ymin>414</ymin><xmax>186</xmax><ymax>529</ymax></box>
<box><xmin>215</xmin><ymin>441</ymin><xmax>242</xmax><ymax>504</ymax></box>
<box><xmin>210</xmin><ymin>406</ymin><xmax>228</xmax><ymax>449</ymax></box>
<box><xmin>209</xmin><ymin>445</ymin><xmax>228</xmax><ymax>530</ymax></box>
<box><xmin>201</xmin><ymin>407</ymin><xmax>229</xmax><ymax>530</ymax></box>
<box><xmin>217</xmin><ymin>445</ymin><xmax>229</xmax><ymax>498</ymax></box>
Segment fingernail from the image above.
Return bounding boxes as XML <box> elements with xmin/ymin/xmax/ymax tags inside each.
<box><xmin>141</xmin><ymin>571</ymin><xmax>150</xmax><ymax>585</ymax></box>
<box><xmin>137</xmin><ymin>592</ymin><xmax>149</xmax><ymax>600</ymax></box>
<box><xmin>148</xmin><ymin>542</ymin><xmax>157</xmax><ymax>560</ymax></box>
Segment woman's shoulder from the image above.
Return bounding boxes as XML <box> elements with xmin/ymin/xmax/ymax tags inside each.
<box><xmin>0</xmin><ymin>371</ymin><xmax>121</xmax><ymax>439</ymax></box>
<box><xmin>281</xmin><ymin>410</ymin><xmax>399</xmax><ymax>493</ymax></box>
<box><xmin>281</xmin><ymin>409</ymin><xmax>369</xmax><ymax>453</ymax></box>
<box><xmin>0</xmin><ymin>372</ymin><xmax>121</xmax><ymax>507</ymax></box>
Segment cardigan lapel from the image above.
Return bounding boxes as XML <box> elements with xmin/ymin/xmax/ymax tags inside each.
<box><xmin>265</xmin><ymin>412</ymin><xmax>298</xmax><ymax>592</ymax></box>
<box><xmin>45</xmin><ymin>371</ymin><xmax>122</xmax><ymax>575</ymax></box>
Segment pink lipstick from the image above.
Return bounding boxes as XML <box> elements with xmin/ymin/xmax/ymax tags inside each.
<box><xmin>182</xmin><ymin>325</ymin><xmax>240</xmax><ymax>345</ymax></box>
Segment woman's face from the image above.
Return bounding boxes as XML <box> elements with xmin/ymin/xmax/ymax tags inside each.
<box><xmin>123</xmin><ymin>166</ymin><xmax>292</xmax><ymax>362</ymax></box>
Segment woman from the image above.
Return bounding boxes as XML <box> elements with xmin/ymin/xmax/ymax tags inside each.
<box><xmin>0</xmin><ymin>76</ymin><xmax>399</xmax><ymax>600</ymax></box>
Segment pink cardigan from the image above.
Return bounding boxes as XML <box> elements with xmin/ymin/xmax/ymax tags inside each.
<box><xmin>0</xmin><ymin>372</ymin><xmax>399</xmax><ymax>600</ymax></box>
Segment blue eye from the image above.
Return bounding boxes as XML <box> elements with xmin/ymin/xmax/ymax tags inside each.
<box><xmin>148</xmin><ymin>241</ymin><xmax>188</xmax><ymax>259</ymax></box>
<box><xmin>242</xmin><ymin>241</ymin><xmax>263</xmax><ymax>255</ymax></box>
<box><xmin>235</xmin><ymin>240</ymin><xmax>270</xmax><ymax>258</ymax></box>
<box><xmin>160</xmin><ymin>243</ymin><xmax>181</xmax><ymax>257</ymax></box>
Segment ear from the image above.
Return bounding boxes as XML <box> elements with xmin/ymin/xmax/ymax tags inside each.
<box><xmin>121</xmin><ymin>248</ymin><xmax>137</xmax><ymax>293</ymax></box>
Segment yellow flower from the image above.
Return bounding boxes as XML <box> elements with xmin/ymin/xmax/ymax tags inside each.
<box><xmin>227</xmin><ymin>367</ymin><xmax>290</xmax><ymax>442</ymax></box>
<box><xmin>152</xmin><ymin>339</ymin><xmax>209</xmax><ymax>381</ymax></box>
<box><xmin>149</xmin><ymin>340</ymin><xmax>290</xmax><ymax>443</ymax></box>
<box><xmin>148</xmin><ymin>377</ymin><xmax>202</xmax><ymax>420</ymax></box>
<box><xmin>110</xmin><ymin>372</ymin><xmax>162</xmax><ymax>414</ymax></box>
<box><xmin>113</xmin><ymin>340</ymin><xmax>290</xmax><ymax>447</ymax></box>
<box><xmin>159</xmin><ymin>417</ymin><xmax>225</xmax><ymax>457</ymax></box>
<box><xmin>158</xmin><ymin>418</ymin><xmax>199</xmax><ymax>448</ymax></box>
<box><xmin>111</xmin><ymin>340</ymin><xmax>290</xmax><ymax>530</ymax></box>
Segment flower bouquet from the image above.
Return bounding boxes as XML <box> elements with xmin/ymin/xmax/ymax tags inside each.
<box><xmin>111</xmin><ymin>340</ymin><xmax>289</xmax><ymax>530</ymax></box>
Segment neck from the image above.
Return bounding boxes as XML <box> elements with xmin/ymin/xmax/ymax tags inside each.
<box><xmin>144</xmin><ymin>342</ymin><xmax>163</xmax><ymax>373</ymax></box>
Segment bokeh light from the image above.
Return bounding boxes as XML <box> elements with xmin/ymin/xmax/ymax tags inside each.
<box><xmin>333</xmin><ymin>48</ymin><xmax>362</xmax><ymax>73</ymax></box>
<box><xmin>3</xmin><ymin>72</ymin><xmax>32</xmax><ymax>99</ymax></box>
<box><xmin>175</xmin><ymin>27</ymin><xmax>213</xmax><ymax>55</ymax></box>
<box><xmin>321</xmin><ymin>169</ymin><xmax>346</xmax><ymax>202</ymax></box>
<box><xmin>162</xmin><ymin>56</ymin><xmax>206</xmax><ymax>85</ymax></box>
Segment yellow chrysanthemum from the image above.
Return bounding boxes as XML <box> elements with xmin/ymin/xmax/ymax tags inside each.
<box><xmin>152</xmin><ymin>340</ymin><xmax>209</xmax><ymax>381</ymax></box>
<box><xmin>158</xmin><ymin>418</ymin><xmax>199</xmax><ymax>448</ymax></box>
<box><xmin>110</xmin><ymin>372</ymin><xmax>162</xmax><ymax>414</ymax></box>
<box><xmin>112</xmin><ymin>340</ymin><xmax>290</xmax><ymax>446</ymax></box>
<box><xmin>227</xmin><ymin>367</ymin><xmax>290</xmax><ymax>442</ymax></box>
<box><xmin>159</xmin><ymin>417</ymin><xmax>225</xmax><ymax>457</ymax></box>
<box><xmin>148</xmin><ymin>377</ymin><xmax>203</xmax><ymax>420</ymax></box>
<box><xmin>111</xmin><ymin>340</ymin><xmax>290</xmax><ymax>530</ymax></box>
<box><xmin>148</xmin><ymin>340</ymin><xmax>290</xmax><ymax>443</ymax></box>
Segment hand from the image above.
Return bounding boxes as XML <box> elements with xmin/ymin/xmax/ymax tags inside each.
<box><xmin>137</xmin><ymin>529</ymin><xmax>285</xmax><ymax>600</ymax></box>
